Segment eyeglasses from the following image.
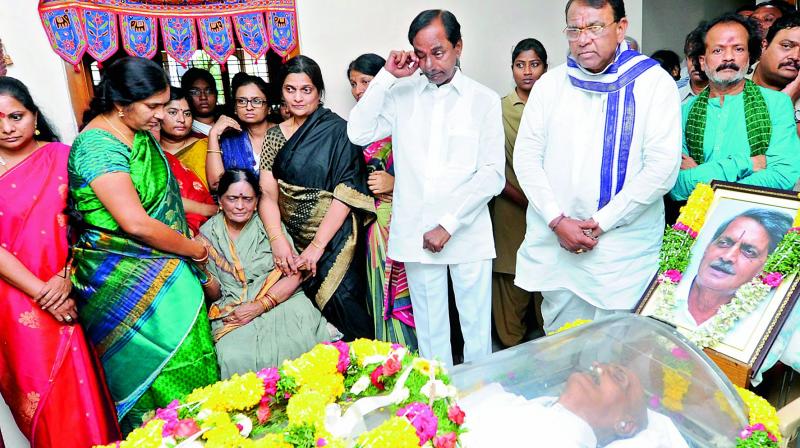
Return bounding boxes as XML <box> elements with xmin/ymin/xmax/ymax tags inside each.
<box><xmin>188</xmin><ymin>88</ymin><xmax>216</xmax><ymax>97</ymax></box>
<box><xmin>563</xmin><ymin>22</ymin><xmax>617</xmax><ymax>41</ymax></box>
<box><xmin>235</xmin><ymin>97</ymin><xmax>267</xmax><ymax>108</ymax></box>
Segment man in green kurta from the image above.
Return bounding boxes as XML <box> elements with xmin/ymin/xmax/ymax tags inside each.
<box><xmin>491</xmin><ymin>39</ymin><xmax>548</xmax><ymax>347</ymax></box>
<box><xmin>670</xmin><ymin>14</ymin><xmax>800</xmax><ymax>201</ymax></box>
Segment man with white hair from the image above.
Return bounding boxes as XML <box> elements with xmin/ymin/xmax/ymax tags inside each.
<box><xmin>670</xmin><ymin>13</ymin><xmax>800</xmax><ymax>200</ymax></box>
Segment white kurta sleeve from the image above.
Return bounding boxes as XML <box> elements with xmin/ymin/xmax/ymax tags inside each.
<box><xmin>513</xmin><ymin>82</ymin><xmax>563</xmax><ymax>226</ymax></box>
<box><xmin>592</xmin><ymin>73</ymin><xmax>682</xmax><ymax>231</ymax></box>
<box><xmin>346</xmin><ymin>68</ymin><xmax>396</xmax><ymax>145</ymax></box>
<box><xmin>438</xmin><ymin>96</ymin><xmax>505</xmax><ymax>235</ymax></box>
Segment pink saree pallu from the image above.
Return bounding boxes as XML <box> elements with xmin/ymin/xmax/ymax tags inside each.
<box><xmin>0</xmin><ymin>142</ymin><xmax>119</xmax><ymax>447</ymax></box>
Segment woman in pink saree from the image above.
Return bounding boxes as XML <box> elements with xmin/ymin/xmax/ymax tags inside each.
<box><xmin>0</xmin><ymin>77</ymin><xmax>119</xmax><ymax>447</ymax></box>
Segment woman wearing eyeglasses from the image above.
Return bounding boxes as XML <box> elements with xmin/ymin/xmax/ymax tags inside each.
<box><xmin>206</xmin><ymin>74</ymin><xmax>272</xmax><ymax>191</ymax></box>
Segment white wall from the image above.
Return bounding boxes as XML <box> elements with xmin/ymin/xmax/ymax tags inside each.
<box><xmin>297</xmin><ymin>0</ymin><xmax>642</xmax><ymax>118</ymax></box>
<box><xmin>0</xmin><ymin>0</ymin><xmax>79</xmax><ymax>143</ymax></box>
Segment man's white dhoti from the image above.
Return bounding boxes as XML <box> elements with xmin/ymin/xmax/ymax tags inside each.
<box><xmin>405</xmin><ymin>260</ymin><xmax>492</xmax><ymax>365</ymax></box>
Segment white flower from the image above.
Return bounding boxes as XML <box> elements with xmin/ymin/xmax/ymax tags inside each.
<box><xmin>362</xmin><ymin>354</ymin><xmax>388</xmax><ymax>366</ymax></box>
<box><xmin>233</xmin><ymin>413</ymin><xmax>252</xmax><ymax>437</ymax></box>
<box><xmin>350</xmin><ymin>375</ymin><xmax>371</xmax><ymax>395</ymax></box>
<box><xmin>195</xmin><ymin>408</ymin><xmax>212</xmax><ymax>421</ymax></box>
<box><xmin>421</xmin><ymin>379</ymin><xmax>456</xmax><ymax>400</ymax></box>
<box><xmin>393</xmin><ymin>387</ymin><xmax>410</xmax><ymax>405</ymax></box>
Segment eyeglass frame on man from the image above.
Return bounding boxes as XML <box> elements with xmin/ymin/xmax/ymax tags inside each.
<box><xmin>563</xmin><ymin>21</ymin><xmax>618</xmax><ymax>41</ymax></box>
<box><xmin>235</xmin><ymin>97</ymin><xmax>268</xmax><ymax>108</ymax></box>
<box><xmin>188</xmin><ymin>87</ymin><xmax>216</xmax><ymax>97</ymax></box>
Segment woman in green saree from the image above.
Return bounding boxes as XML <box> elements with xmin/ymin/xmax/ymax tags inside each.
<box><xmin>68</xmin><ymin>57</ymin><xmax>219</xmax><ymax>434</ymax></box>
<box><xmin>197</xmin><ymin>169</ymin><xmax>332</xmax><ymax>379</ymax></box>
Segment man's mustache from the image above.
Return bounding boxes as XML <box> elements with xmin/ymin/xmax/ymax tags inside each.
<box><xmin>779</xmin><ymin>60</ymin><xmax>800</xmax><ymax>70</ymax></box>
<box><xmin>715</xmin><ymin>62</ymin><xmax>741</xmax><ymax>72</ymax></box>
<box><xmin>709</xmin><ymin>259</ymin><xmax>736</xmax><ymax>275</ymax></box>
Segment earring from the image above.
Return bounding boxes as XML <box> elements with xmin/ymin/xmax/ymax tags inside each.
<box><xmin>117</xmin><ymin>110</ymin><xmax>125</xmax><ymax>118</ymax></box>
<box><xmin>34</xmin><ymin>127</ymin><xmax>40</xmax><ymax>136</ymax></box>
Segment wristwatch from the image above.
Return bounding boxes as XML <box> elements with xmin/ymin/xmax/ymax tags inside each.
<box><xmin>795</xmin><ymin>108</ymin><xmax>800</xmax><ymax>124</ymax></box>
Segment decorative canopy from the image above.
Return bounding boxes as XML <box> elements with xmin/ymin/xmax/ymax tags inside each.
<box><xmin>38</xmin><ymin>0</ymin><xmax>299</xmax><ymax>68</ymax></box>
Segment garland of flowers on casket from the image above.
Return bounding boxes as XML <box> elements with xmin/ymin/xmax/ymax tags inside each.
<box><xmin>653</xmin><ymin>183</ymin><xmax>800</xmax><ymax>349</ymax></box>
<box><xmin>96</xmin><ymin>340</ymin><xmax>466</xmax><ymax>448</ymax></box>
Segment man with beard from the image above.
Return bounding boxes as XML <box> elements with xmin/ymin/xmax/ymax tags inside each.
<box><xmin>677</xmin><ymin>25</ymin><xmax>708</xmax><ymax>104</ymax></box>
<box><xmin>670</xmin><ymin>209</ymin><xmax>791</xmax><ymax>341</ymax></box>
<box><xmin>348</xmin><ymin>10</ymin><xmax>504</xmax><ymax>365</ymax></box>
<box><xmin>180</xmin><ymin>68</ymin><xmax>220</xmax><ymax>136</ymax></box>
<box><xmin>753</xmin><ymin>13</ymin><xmax>800</xmax><ymax>136</ymax></box>
<box><xmin>512</xmin><ymin>0</ymin><xmax>681</xmax><ymax>334</ymax></box>
<box><xmin>670</xmin><ymin>13</ymin><xmax>800</xmax><ymax>201</ymax></box>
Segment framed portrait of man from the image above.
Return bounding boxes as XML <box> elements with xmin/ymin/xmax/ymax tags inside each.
<box><xmin>636</xmin><ymin>182</ymin><xmax>800</xmax><ymax>381</ymax></box>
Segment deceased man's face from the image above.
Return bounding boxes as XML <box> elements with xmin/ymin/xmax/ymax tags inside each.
<box><xmin>697</xmin><ymin>217</ymin><xmax>770</xmax><ymax>294</ymax></box>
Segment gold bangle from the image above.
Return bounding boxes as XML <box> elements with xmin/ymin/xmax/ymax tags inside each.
<box><xmin>310</xmin><ymin>239</ymin><xmax>323</xmax><ymax>250</ymax></box>
<box><xmin>192</xmin><ymin>246</ymin><xmax>209</xmax><ymax>264</ymax></box>
<box><xmin>266</xmin><ymin>293</ymin><xmax>279</xmax><ymax>310</ymax></box>
<box><xmin>257</xmin><ymin>296</ymin><xmax>270</xmax><ymax>312</ymax></box>
<box><xmin>269</xmin><ymin>234</ymin><xmax>280</xmax><ymax>243</ymax></box>
<box><xmin>206</xmin><ymin>149</ymin><xmax>223</xmax><ymax>154</ymax></box>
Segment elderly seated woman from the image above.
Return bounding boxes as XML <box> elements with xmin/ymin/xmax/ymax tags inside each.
<box><xmin>197</xmin><ymin>169</ymin><xmax>333</xmax><ymax>378</ymax></box>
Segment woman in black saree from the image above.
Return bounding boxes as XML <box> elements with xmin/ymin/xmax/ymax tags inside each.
<box><xmin>258</xmin><ymin>55</ymin><xmax>375</xmax><ymax>340</ymax></box>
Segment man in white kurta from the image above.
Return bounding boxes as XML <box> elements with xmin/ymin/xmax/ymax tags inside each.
<box><xmin>514</xmin><ymin>0</ymin><xmax>681</xmax><ymax>334</ymax></box>
<box><xmin>348</xmin><ymin>10</ymin><xmax>504</xmax><ymax>365</ymax></box>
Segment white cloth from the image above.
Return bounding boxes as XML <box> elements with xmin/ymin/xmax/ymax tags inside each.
<box><xmin>459</xmin><ymin>384</ymin><xmax>689</xmax><ymax>448</ymax></box>
<box><xmin>513</xmin><ymin>62</ymin><xmax>682</xmax><ymax>310</ymax></box>
<box><xmin>677</xmin><ymin>78</ymin><xmax>700</xmax><ymax>104</ymax></box>
<box><xmin>460</xmin><ymin>385</ymin><xmax>597</xmax><ymax>447</ymax></box>
<box><xmin>541</xmin><ymin>289</ymin><xmax>625</xmax><ymax>334</ymax></box>
<box><xmin>404</xmin><ymin>260</ymin><xmax>491</xmax><ymax>366</ymax></box>
<box><xmin>347</xmin><ymin>68</ymin><xmax>505</xmax><ymax>264</ymax></box>
<box><xmin>191</xmin><ymin>119</ymin><xmax>212</xmax><ymax>136</ymax></box>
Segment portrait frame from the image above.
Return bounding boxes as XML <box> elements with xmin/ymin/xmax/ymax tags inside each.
<box><xmin>635</xmin><ymin>182</ymin><xmax>800</xmax><ymax>384</ymax></box>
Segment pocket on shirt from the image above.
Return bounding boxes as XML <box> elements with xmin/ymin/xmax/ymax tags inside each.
<box><xmin>446</xmin><ymin>129</ymin><xmax>479</xmax><ymax>170</ymax></box>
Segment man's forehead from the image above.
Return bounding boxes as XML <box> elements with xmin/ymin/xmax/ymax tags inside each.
<box><xmin>706</xmin><ymin>22</ymin><xmax>750</xmax><ymax>45</ymax></box>
<box><xmin>754</xmin><ymin>5</ymin><xmax>780</xmax><ymax>16</ymax></box>
<box><xmin>722</xmin><ymin>217</ymin><xmax>769</xmax><ymax>242</ymax></box>
<box><xmin>772</xmin><ymin>27</ymin><xmax>800</xmax><ymax>44</ymax></box>
<box><xmin>566</xmin><ymin>2</ymin><xmax>614</xmax><ymax>24</ymax></box>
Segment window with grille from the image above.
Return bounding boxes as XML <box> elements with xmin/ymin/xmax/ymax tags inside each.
<box><xmin>87</xmin><ymin>49</ymin><xmax>280</xmax><ymax>106</ymax></box>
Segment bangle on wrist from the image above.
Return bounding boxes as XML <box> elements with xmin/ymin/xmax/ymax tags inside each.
<box><xmin>192</xmin><ymin>246</ymin><xmax>210</xmax><ymax>264</ymax></box>
<box><xmin>549</xmin><ymin>214</ymin><xmax>566</xmax><ymax>232</ymax></box>
<box><xmin>310</xmin><ymin>239</ymin><xmax>323</xmax><ymax>250</ymax></box>
<box><xmin>206</xmin><ymin>149</ymin><xmax>223</xmax><ymax>154</ymax></box>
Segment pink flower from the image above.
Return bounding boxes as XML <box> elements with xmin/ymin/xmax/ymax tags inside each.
<box><xmin>397</xmin><ymin>403</ymin><xmax>438</xmax><ymax>445</ymax></box>
<box><xmin>256</xmin><ymin>367</ymin><xmax>280</xmax><ymax>397</ymax></box>
<box><xmin>316</xmin><ymin>439</ymin><xmax>328</xmax><ymax>447</ymax></box>
<box><xmin>153</xmin><ymin>400</ymin><xmax>181</xmax><ymax>436</ymax></box>
<box><xmin>174</xmin><ymin>419</ymin><xmax>200</xmax><ymax>438</ymax></box>
<box><xmin>762</xmin><ymin>272</ymin><xmax>784</xmax><ymax>288</ymax></box>
<box><xmin>672</xmin><ymin>222</ymin><xmax>689</xmax><ymax>232</ymax></box>
<box><xmin>663</xmin><ymin>270</ymin><xmax>683</xmax><ymax>284</ymax></box>
<box><xmin>257</xmin><ymin>402</ymin><xmax>271</xmax><ymax>424</ymax></box>
<box><xmin>446</xmin><ymin>405</ymin><xmax>465</xmax><ymax>425</ymax></box>
<box><xmin>391</xmin><ymin>343</ymin><xmax>404</xmax><ymax>350</ymax></box>
<box><xmin>671</xmin><ymin>347</ymin><xmax>690</xmax><ymax>360</ymax></box>
<box><xmin>383</xmin><ymin>354</ymin><xmax>402</xmax><ymax>376</ymax></box>
<box><xmin>433</xmin><ymin>432</ymin><xmax>458</xmax><ymax>448</ymax></box>
<box><xmin>324</xmin><ymin>341</ymin><xmax>350</xmax><ymax>373</ymax></box>
<box><xmin>370</xmin><ymin>365</ymin><xmax>386</xmax><ymax>391</ymax></box>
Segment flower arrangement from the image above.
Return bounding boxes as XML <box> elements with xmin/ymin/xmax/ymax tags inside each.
<box><xmin>654</xmin><ymin>184</ymin><xmax>800</xmax><ymax>349</ymax></box>
<box><xmin>95</xmin><ymin>340</ymin><xmax>466</xmax><ymax>448</ymax></box>
<box><xmin>735</xmin><ymin>386</ymin><xmax>781</xmax><ymax>447</ymax></box>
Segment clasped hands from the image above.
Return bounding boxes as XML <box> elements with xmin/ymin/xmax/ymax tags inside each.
<box><xmin>551</xmin><ymin>216</ymin><xmax>603</xmax><ymax>254</ymax></box>
<box><xmin>270</xmin><ymin>235</ymin><xmax>323</xmax><ymax>278</ymax></box>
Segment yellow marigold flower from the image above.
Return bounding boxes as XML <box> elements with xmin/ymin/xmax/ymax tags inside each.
<box><xmin>187</xmin><ymin>372</ymin><xmax>265</xmax><ymax>413</ymax></box>
<box><xmin>282</xmin><ymin>345</ymin><xmax>340</xmax><ymax>389</ymax></box>
<box><xmin>299</xmin><ymin>372</ymin><xmax>345</xmax><ymax>402</ymax></box>
<box><xmin>553</xmin><ymin>319</ymin><xmax>592</xmax><ymax>334</ymax></box>
<box><xmin>350</xmin><ymin>339</ymin><xmax>392</xmax><ymax>364</ymax></box>
<box><xmin>252</xmin><ymin>434</ymin><xmax>293</xmax><ymax>448</ymax></box>
<box><xmin>286</xmin><ymin>390</ymin><xmax>328</xmax><ymax>427</ymax></box>
<box><xmin>202</xmin><ymin>411</ymin><xmax>246</xmax><ymax>447</ymax></box>
<box><xmin>356</xmin><ymin>416</ymin><xmax>420</xmax><ymax>448</ymax></box>
<box><xmin>116</xmin><ymin>419</ymin><xmax>164</xmax><ymax>448</ymax></box>
<box><xmin>677</xmin><ymin>183</ymin><xmax>714</xmax><ymax>233</ymax></box>
<box><xmin>412</xmin><ymin>358</ymin><xmax>435</xmax><ymax>376</ymax></box>
<box><xmin>736</xmin><ymin>386</ymin><xmax>782</xmax><ymax>443</ymax></box>
<box><xmin>793</xmin><ymin>194</ymin><xmax>800</xmax><ymax>227</ymax></box>
<box><xmin>662</xmin><ymin>369</ymin><xmax>690</xmax><ymax>412</ymax></box>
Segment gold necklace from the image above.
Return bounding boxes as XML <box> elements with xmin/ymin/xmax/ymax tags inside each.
<box><xmin>0</xmin><ymin>140</ymin><xmax>43</xmax><ymax>169</ymax></box>
<box><xmin>101</xmin><ymin>114</ymin><xmax>133</xmax><ymax>146</ymax></box>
